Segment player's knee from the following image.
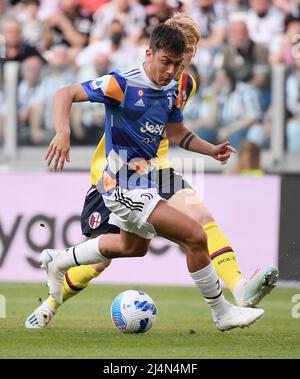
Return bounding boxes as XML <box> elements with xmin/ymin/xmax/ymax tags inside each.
<box><xmin>92</xmin><ymin>259</ymin><xmax>112</xmax><ymax>273</ymax></box>
<box><xmin>185</xmin><ymin>223</ymin><xmax>207</xmax><ymax>251</ymax></box>
<box><xmin>193</xmin><ymin>206</ymin><xmax>214</xmax><ymax>225</ymax></box>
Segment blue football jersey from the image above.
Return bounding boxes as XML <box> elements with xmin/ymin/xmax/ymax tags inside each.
<box><xmin>81</xmin><ymin>63</ymin><xmax>183</xmax><ymax>191</ymax></box>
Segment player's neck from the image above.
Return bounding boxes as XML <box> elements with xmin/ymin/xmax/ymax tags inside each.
<box><xmin>143</xmin><ymin>62</ymin><xmax>159</xmax><ymax>86</ymax></box>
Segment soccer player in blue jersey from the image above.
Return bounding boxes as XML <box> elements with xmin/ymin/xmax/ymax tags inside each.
<box><xmin>34</xmin><ymin>23</ymin><xmax>266</xmax><ymax>331</ymax></box>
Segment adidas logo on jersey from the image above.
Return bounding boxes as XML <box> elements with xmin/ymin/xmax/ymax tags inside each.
<box><xmin>134</xmin><ymin>98</ymin><xmax>145</xmax><ymax>107</ymax></box>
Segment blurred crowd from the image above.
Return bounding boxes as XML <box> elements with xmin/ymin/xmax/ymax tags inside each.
<box><xmin>0</xmin><ymin>0</ymin><xmax>300</xmax><ymax>153</ymax></box>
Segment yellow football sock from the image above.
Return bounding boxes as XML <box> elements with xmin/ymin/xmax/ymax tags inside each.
<box><xmin>47</xmin><ymin>265</ymin><xmax>100</xmax><ymax>310</ymax></box>
<box><xmin>204</xmin><ymin>221</ymin><xmax>245</xmax><ymax>291</ymax></box>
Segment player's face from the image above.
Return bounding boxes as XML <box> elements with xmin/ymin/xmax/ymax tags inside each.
<box><xmin>145</xmin><ymin>48</ymin><xmax>184</xmax><ymax>86</ymax></box>
<box><xmin>184</xmin><ymin>44</ymin><xmax>197</xmax><ymax>67</ymax></box>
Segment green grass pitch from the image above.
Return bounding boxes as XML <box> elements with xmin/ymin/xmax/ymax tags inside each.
<box><xmin>0</xmin><ymin>283</ymin><xmax>299</xmax><ymax>359</ymax></box>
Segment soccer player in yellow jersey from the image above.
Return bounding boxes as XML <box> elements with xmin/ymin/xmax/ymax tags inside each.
<box><xmin>25</xmin><ymin>14</ymin><xmax>278</xmax><ymax>329</ymax></box>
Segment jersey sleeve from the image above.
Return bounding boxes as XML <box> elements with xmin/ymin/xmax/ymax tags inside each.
<box><xmin>81</xmin><ymin>72</ymin><xmax>126</xmax><ymax>105</ymax></box>
<box><xmin>183</xmin><ymin>74</ymin><xmax>197</xmax><ymax>111</ymax></box>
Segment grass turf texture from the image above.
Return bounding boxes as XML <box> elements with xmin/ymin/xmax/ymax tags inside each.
<box><xmin>0</xmin><ymin>283</ymin><xmax>299</xmax><ymax>359</ymax></box>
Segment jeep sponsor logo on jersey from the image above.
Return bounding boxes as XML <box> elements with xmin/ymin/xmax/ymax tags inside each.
<box><xmin>140</xmin><ymin>121</ymin><xmax>165</xmax><ymax>135</ymax></box>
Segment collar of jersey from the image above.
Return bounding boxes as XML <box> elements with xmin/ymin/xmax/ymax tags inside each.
<box><xmin>139</xmin><ymin>62</ymin><xmax>177</xmax><ymax>91</ymax></box>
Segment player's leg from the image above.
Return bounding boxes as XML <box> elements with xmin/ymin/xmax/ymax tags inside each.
<box><xmin>26</xmin><ymin>186</ymin><xmax>157</xmax><ymax>328</ymax></box>
<box><xmin>39</xmin><ymin>187</ymin><xmax>264</xmax><ymax>330</ymax></box>
<box><xmin>98</xmin><ymin>196</ymin><xmax>265</xmax><ymax>330</ymax></box>
<box><xmin>46</xmin><ymin>259</ymin><xmax>111</xmax><ymax>311</ymax></box>
<box><xmin>24</xmin><ymin>258</ymin><xmax>110</xmax><ymax>329</ymax></box>
<box><xmin>168</xmin><ymin>188</ymin><xmax>278</xmax><ymax>307</ymax></box>
<box><xmin>76</xmin><ymin>194</ymin><xmax>264</xmax><ymax>330</ymax></box>
<box><xmin>168</xmin><ymin>189</ymin><xmax>245</xmax><ymax>287</ymax></box>
<box><xmin>146</xmin><ymin>200</ymin><xmax>264</xmax><ymax>330</ymax></box>
<box><xmin>55</xmin><ymin>187</ymin><xmax>119</xmax><ymax>305</ymax></box>
<box><xmin>157</xmin><ymin>168</ymin><xmax>278</xmax><ymax>307</ymax></box>
<box><xmin>39</xmin><ymin>218</ymin><xmax>152</xmax><ymax>305</ymax></box>
<box><xmin>25</xmin><ymin>229</ymin><xmax>147</xmax><ymax>329</ymax></box>
<box><xmin>158</xmin><ymin>169</ymin><xmax>246</xmax><ymax>288</ymax></box>
<box><xmin>25</xmin><ymin>187</ymin><xmax>116</xmax><ymax>328</ymax></box>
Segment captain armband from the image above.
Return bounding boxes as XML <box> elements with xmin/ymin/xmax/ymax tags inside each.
<box><xmin>179</xmin><ymin>131</ymin><xmax>197</xmax><ymax>150</ymax></box>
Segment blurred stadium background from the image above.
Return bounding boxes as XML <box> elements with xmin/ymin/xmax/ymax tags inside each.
<box><xmin>0</xmin><ymin>0</ymin><xmax>300</xmax><ymax>359</ymax></box>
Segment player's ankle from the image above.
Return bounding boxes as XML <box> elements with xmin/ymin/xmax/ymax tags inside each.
<box><xmin>211</xmin><ymin>299</ymin><xmax>232</xmax><ymax>318</ymax></box>
<box><xmin>46</xmin><ymin>297</ymin><xmax>59</xmax><ymax>313</ymax></box>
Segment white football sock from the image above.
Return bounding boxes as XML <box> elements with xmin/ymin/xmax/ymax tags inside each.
<box><xmin>58</xmin><ymin>236</ymin><xmax>108</xmax><ymax>270</ymax></box>
<box><xmin>189</xmin><ymin>262</ymin><xmax>231</xmax><ymax>318</ymax></box>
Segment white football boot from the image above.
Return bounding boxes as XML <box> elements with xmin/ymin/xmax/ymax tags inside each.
<box><xmin>39</xmin><ymin>249</ymin><xmax>67</xmax><ymax>305</ymax></box>
<box><xmin>25</xmin><ymin>300</ymin><xmax>56</xmax><ymax>329</ymax></box>
<box><xmin>213</xmin><ymin>305</ymin><xmax>264</xmax><ymax>331</ymax></box>
<box><xmin>234</xmin><ymin>267</ymin><xmax>279</xmax><ymax>307</ymax></box>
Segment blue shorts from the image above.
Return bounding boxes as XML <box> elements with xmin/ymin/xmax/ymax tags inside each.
<box><xmin>81</xmin><ymin>168</ymin><xmax>193</xmax><ymax>237</ymax></box>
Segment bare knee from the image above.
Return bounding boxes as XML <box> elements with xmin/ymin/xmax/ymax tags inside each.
<box><xmin>92</xmin><ymin>259</ymin><xmax>112</xmax><ymax>273</ymax></box>
<box><xmin>184</xmin><ymin>222</ymin><xmax>208</xmax><ymax>251</ymax></box>
<box><xmin>169</xmin><ymin>190</ymin><xmax>214</xmax><ymax>226</ymax></box>
<box><xmin>191</xmin><ymin>204</ymin><xmax>214</xmax><ymax>226</ymax></box>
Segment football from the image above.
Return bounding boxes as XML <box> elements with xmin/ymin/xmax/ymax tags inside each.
<box><xmin>111</xmin><ymin>290</ymin><xmax>157</xmax><ymax>333</ymax></box>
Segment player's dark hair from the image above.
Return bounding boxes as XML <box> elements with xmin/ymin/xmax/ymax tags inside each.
<box><xmin>149</xmin><ymin>24</ymin><xmax>186</xmax><ymax>55</ymax></box>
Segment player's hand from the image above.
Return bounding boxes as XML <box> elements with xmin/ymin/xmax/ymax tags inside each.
<box><xmin>212</xmin><ymin>141</ymin><xmax>236</xmax><ymax>165</ymax></box>
<box><xmin>45</xmin><ymin>131</ymin><xmax>70</xmax><ymax>172</ymax></box>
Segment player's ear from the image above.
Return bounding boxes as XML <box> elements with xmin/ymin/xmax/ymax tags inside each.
<box><xmin>145</xmin><ymin>48</ymin><xmax>153</xmax><ymax>62</ymax></box>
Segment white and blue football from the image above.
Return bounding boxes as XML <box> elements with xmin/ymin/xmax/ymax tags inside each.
<box><xmin>111</xmin><ymin>290</ymin><xmax>157</xmax><ymax>333</ymax></box>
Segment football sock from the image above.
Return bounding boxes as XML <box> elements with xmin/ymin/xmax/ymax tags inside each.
<box><xmin>189</xmin><ymin>262</ymin><xmax>231</xmax><ymax>318</ymax></box>
<box><xmin>47</xmin><ymin>295</ymin><xmax>60</xmax><ymax>311</ymax></box>
<box><xmin>47</xmin><ymin>265</ymin><xmax>100</xmax><ymax>309</ymax></box>
<box><xmin>204</xmin><ymin>221</ymin><xmax>245</xmax><ymax>291</ymax></box>
<box><xmin>57</xmin><ymin>236</ymin><xmax>108</xmax><ymax>270</ymax></box>
<box><xmin>42</xmin><ymin>298</ymin><xmax>57</xmax><ymax>314</ymax></box>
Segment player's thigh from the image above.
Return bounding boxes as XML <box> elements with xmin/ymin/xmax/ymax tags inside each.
<box><xmin>156</xmin><ymin>168</ymin><xmax>214</xmax><ymax>225</ymax></box>
<box><xmin>147</xmin><ymin>200</ymin><xmax>206</xmax><ymax>246</ymax></box>
<box><xmin>168</xmin><ymin>189</ymin><xmax>214</xmax><ymax>225</ymax></box>
<box><xmin>120</xmin><ymin>229</ymin><xmax>151</xmax><ymax>256</ymax></box>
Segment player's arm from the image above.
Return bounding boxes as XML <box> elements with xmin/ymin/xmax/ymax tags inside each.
<box><xmin>165</xmin><ymin>121</ymin><xmax>236</xmax><ymax>165</ymax></box>
<box><xmin>46</xmin><ymin>84</ymin><xmax>89</xmax><ymax>171</ymax></box>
